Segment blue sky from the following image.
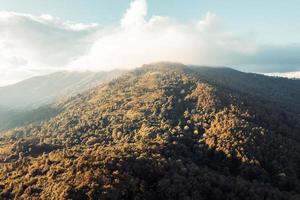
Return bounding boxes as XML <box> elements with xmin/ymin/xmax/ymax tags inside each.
<box><xmin>0</xmin><ymin>0</ymin><xmax>300</xmax><ymax>85</ymax></box>
<box><xmin>1</xmin><ymin>0</ymin><xmax>299</xmax><ymax>44</ymax></box>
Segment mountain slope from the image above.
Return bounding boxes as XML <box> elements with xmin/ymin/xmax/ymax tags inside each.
<box><xmin>0</xmin><ymin>70</ymin><xmax>122</xmax><ymax>110</ymax></box>
<box><xmin>0</xmin><ymin>70</ymin><xmax>123</xmax><ymax>132</ymax></box>
<box><xmin>0</xmin><ymin>63</ymin><xmax>300</xmax><ymax>200</ymax></box>
<box><xmin>0</xmin><ymin>105</ymin><xmax>62</xmax><ymax>132</ymax></box>
<box><xmin>189</xmin><ymin>66</ymin><xmax>300</xmax><ymax>114</ymax></box>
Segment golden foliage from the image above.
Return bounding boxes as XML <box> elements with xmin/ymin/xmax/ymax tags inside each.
<box><xmin>0</xmin><ymin>63</ymin><xmax>300</xmax><ymax>199</ymax></box>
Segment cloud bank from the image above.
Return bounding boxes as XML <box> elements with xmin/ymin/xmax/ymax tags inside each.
<box><xmin>0</xmin><ymin>11</ymin><xmax>99</xmax><ymax>85</ymax></box>
<box><xmin>0</xmin><ymin>0</ymin><xmax>300</xmax><ymax>85</ymax></box>
<box><xmin>264</xmin><ymin>71</ymin><xmax>300</xmax><ymax>79</ymax></box>
<box><xmin>69</xmin><ymin>0</ymin><xmax>257</xmax><ymax>71</ymax></box>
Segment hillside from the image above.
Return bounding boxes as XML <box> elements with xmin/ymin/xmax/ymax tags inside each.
<box><xmin>0</xmin><ymin>63</ymin><xmax>300</xmax><ymax>200</ymax></box>
<box><xmin>190</xmin><ymin>66</ymin><xmax>300</xmax><ymax>113</ymax></box>
<box><xmin>0</xmin><ymin>70</ymin><xmax>123</xmax><ymax>132</ymax></box>
<box><xmin>0</xmin><ymin>105</ymin><xmax>62</xmax><ymax>133</ymax></box>
<box><xmin>0</xmin><ymin>70</ymin><xmax>122</xmax><ymax>110</ymax></box>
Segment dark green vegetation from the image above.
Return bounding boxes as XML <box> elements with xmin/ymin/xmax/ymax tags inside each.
<box><xmin>0</xmin><ymin>70</ymin><xmax>122</xmax><ymax>132</ymax></box>
<box><xmin>0</xmin><ymin>105</ymin><xmax>62</xmax><ymax>132</ymax></box>
<box><xmin>0</xmin><ymin>63</ymin><xmax>300</xmax><ymax>200</ymax></box>
<box><xmin>190</xmin><ymin>66</ymin><xmax>300</xmax><ymax>113</ymax></box>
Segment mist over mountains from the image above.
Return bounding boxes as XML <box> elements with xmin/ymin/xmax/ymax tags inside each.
<box><xmin>0</xmin><ymin>70</ymin><xmax>122</xmax><ymax>132</ymax></box>
<box><xmin>265</xmin><ymin>71</ymin><xmax>300</xmax><ymax>79</ymax></box>
<box><xmin>0</xmin><ymin>70</ymin><xmax>122</xmax><ymax>110</ymax></box>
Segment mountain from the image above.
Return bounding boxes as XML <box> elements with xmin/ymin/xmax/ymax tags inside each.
<box><xmin>0</xmin><ymin>70</ymin><xmax>123</xmax><ymax>110</ymax></box>
<box><xmin>190</xmin><ymin>66</ymin><xmax>300</xmax><ymax>113</ymax></box>
<box><xmin>0</xmin><ymin>70</ymin><xmax>123</xmax><ymax>132</ymax></box>
<box><xmin>0</xmin><ymin>63</ymin><xmax>300</xmax><ymax>200</ymax></box>
<box><xmin>0</xmin><ymin>105</ymin><xmax>62</xmax><ymax>133</ymax></box>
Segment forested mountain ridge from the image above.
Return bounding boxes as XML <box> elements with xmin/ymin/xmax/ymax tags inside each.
<box><xmin>189</xmin><ymin>66</ymin><xmax>300</xmax><ymax>114</ymax></box>
<box><xmin>0</xmin><ymin>63</ymin><xmax>300</xmax><ymax>200</ymax></box>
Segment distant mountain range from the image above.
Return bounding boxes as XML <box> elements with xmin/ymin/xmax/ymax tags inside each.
<box><xmin>0</xmin><ymin>63</ymin><xmax>300</xmax><ymax>199</ymax></box>
<box><xmin>0</xmin><ymin>70</ymin><xmax>123</xmax><ymax>132</ymax></box>
<box><xmin>0</xmin><ymin>70</ymin><xmax>122</xmax><ymax>110</ymax></box>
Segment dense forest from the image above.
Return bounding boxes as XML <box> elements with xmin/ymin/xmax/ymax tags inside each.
<box><xmin>0</xmin><ymin>63</ymin><xmax>300</xmax><ymax>200</ymax></box>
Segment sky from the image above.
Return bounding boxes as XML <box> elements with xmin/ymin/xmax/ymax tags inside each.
<box><xmin>0</xmin><ymin>0</ymin><xmax>300</xmax><ymax>86</ymax></box>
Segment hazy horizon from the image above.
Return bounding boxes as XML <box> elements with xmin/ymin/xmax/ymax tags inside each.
<box><xmin>1</xmin><ymin>63</ymin><xmax>300</xmax><ymax>87</ymax></box>
<box><xmin>0</xmin><ymin>0</ymin><xmax>299</xmax><ymax>86</ymax></box>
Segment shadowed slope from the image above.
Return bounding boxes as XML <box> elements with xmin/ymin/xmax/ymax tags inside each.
<box><xmin>0</xmin><ymin>70</ymin><xmax>123</xmax><ymax>132</ymax></box>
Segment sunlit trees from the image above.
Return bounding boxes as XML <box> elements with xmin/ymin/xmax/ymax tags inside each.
<box><xmin>0</xmin><ymin>63</ymin><xmax>300</xmax><ymax>199</ymax></box>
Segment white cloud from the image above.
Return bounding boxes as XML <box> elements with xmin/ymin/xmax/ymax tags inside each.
<box><xmin>1</xmin><ymin>0</ymin><xmax>300</xmax><ymax>86</ymax></box>
<box><xmin>121</xmin><ymin>0</ymin><xmax>147</xmax><ymax>28</ymax></box>
<box><xmin>264</xmin><ymin>71</ymin><xmax>300</xmax><ymax>79</ymax></box>
<box><xmin>0</xmin><ymin>11</ymin><xmax>99</xmax><ymax>86</ymax></box>
<box><xmin>69</xmin><ymin>0</ymin><xmax>257</xmax><ymax>71</ymax></box>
